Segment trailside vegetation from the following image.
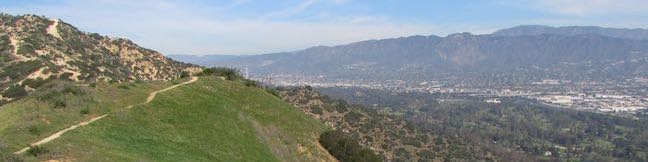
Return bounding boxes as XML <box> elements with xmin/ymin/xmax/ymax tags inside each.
<box><xmin>319</xmin><ymin>130</ymin><xmax>382</xmax><ymax>162</ymax></box>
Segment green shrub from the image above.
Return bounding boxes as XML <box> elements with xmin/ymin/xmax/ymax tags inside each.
<box><xmin>80</xmin><ymin>107</ymin><xmax>89</xmax><ymax>115</ymax></box>
<box><xmin>319</xmin><ymin>130</ymin><xmax>382</xmax><ymax>162</ymax></box>
<box><xmin>36</xmin><ymin>84</ymin><xmax>83</xmax><ymax>109</ymax></box>
<box><xmin>60</xmin><ymin>72</ymin><xmax>74</xmax><ymax>81</ymax></box>
<box><xmin>244</xmin><ymin>80</ymin><xmax>259</xmax><ymax>87</ymax></box>
<box><xmin>199</xmin><ymin>68</ymin><xmax>216</xmax><ymax>76</ymax></box>
<box><xmin>0</xmin><ymin>35</ymin><xmax>9</xmax><ymax>49</ymax></box>
<box><xmin>37</xmin><ymin>91</ymin><xmax>59</xmax><ymax>101</ymax></box>
<box><xmin>2</xmin><ymin>85</ymin><xmax>27</xmax><ymax>99</ymax></box>
<box><xmin>118</xmin><ymin>85</ymin><xmax>130</xmax><ymax>89</ymax></box>
<box><xmin>16</xmin><ymin>43</ymin><xmax>35</xmax><ymax>55</ymax></box>
<box><xmin>22</xmin><ymin>37</ymin><xmax>43</xmax><ymax>50</ymax></box>
<box><xmin>22</xmin><ymin>78</ymin><xmax>49</xmax><ymax>89</ymax></box>
<box><xmin>62</xmin><ymin>85</ymin><xmax>84</xmax><ymax>95</ymax></box>
<box><xmin>180</xmin><ymin>71</ymin><xmax>190</xmax><ymax>78</ymax></box>
<box><xmin>201</xmin><ymin>67</ymin><xmax>241</xmax><ymax>80</ymax></box>
<box><xmin>51</xmin><ymin>98</ymin><xmax>66</xmax><ymax>108</ymax></box>
<box><xmin>89</xmin><ymin>33</ymin><xmax>103</xmax><ymax>39</ymax></box>
<box><xmin>0</xmin><ymin>54</ymin><xmax>8</xmax><ymax>63</ymax></box>
<box><xmin>0</xmin><ymin>60</ymin><xmax>41</xmax><ymax>79</ymax></box>
<box><xmin>334</xmin><ymin>100</ymin><xmax>349</xmax><ymax>113</ymax></box>
<box><xmin>89</xmin><ymin>83</ymin><xmax>97</xmax><ymax>88</ymax></box>
<box><xmin>27</xmin><ymin>126</ymin><xmax>40</xmax><ymax>135</ymax></box>
<box><xmin>345</xmin><ymin>111</ymin><xmax>363</xmax><ymax>123</ymax></box>
<box><xmin>265</xmin><ymin>88</ymin><xmax>280</xmax><ymax>98</ymax></box>
<box><xmin>35</xmin><ymin>83</ymin><xmax>89</xmax><ymax>109</ymax></box>
<box><xmin>311</xmin><ymin>105</ymin><xmax>324</xmax><ymax>115</ymax></box>
<box><xmin>324</xmin><ymin>105</ymin><xmax>336</xmax><ymax>112</ymax></box>
<box><xmin>0</xmin><ymin>60</ymin><xmax>41</xmax><ymax>80</ymax></box>
<box><xmin>26</xmin><ymin>146</ymin><xmax>48</xmax><ymax>157</ymax></box>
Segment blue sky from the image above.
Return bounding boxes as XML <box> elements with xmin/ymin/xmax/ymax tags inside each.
<box><xmin>2</xmin><ymin>0</ymin><xmax>648</xmax><ymax>55</ymax></box>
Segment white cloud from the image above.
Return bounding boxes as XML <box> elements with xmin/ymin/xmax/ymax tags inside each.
<box><xmin>264</xmin><ymin>0</ymin><xmax>320</xmax><ymax>18</ymax></box>
<box><xmin>263</xmin><ymin>0</ymin><xmax>352</xmax><ymax>19</ymax></box>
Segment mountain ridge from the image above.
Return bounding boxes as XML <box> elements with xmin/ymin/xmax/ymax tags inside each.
<box><xmin>493</xmin><ymin>25</ymin><xmax>648</xmax><ymax>40</ymax></box>
<box><xmin>183</xmin><ymin>26</ymin><xmax>648</xmax><ymax>83</ymax></box>
<box><xmin>219</xmin><ymin>33</ymin><xmax>647</xmax><ymax>80</ymax></box>
<box><xmin>0</xmin><ymin>14</ymin><xmax>201</xmax><ymax>104</ymax></box>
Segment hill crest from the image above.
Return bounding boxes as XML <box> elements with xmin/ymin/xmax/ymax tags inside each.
<box><xmin>0</xmin><ymin>14</ymin><xmax>200</xmax><ymax>103</ymax></box>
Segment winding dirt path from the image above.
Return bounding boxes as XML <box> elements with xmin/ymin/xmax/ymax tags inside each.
<box><xmin>145</xmin><ymin>77</ymin><xmax>198</xmax><ymax>104</ymax></box>
<box><xmin>14</xmin><ymin>77</ymin><xmax>198</xmax><ymax>154</ymax></box>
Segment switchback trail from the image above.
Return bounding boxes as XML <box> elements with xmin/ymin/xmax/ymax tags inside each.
<box><xmin>15</xmin><ymin>77</ymin><xmax>199</xmax><ymax>154</ymax></box>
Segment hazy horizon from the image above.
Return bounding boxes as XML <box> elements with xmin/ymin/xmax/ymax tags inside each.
<box><xmin>3</xmin><ymin>0</ymin><xmax>648</xmax><ymax>55</ymax></box>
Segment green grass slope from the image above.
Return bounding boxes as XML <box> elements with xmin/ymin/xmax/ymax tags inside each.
<box><xmin>1</xmin><ymin>76</ymin><xmax>334</xmax><ymax>162</ymax></box>
<box><xmin>1</xmin><ymin>80</ymin><xmax>175</xmax><ymax>153</ymax></box>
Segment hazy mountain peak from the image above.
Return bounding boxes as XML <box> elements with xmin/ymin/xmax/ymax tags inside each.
<box><xmin>493</xmin><ymin>25</ymin><xmax>648</xmax><ymax>40</ymax></box>
<box><xmin>447</xmin><ymin>32</ymin><xmax>474</xmax><ymax>38</ymax></box>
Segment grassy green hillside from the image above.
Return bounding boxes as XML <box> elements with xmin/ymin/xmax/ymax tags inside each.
<box><xmin>1</xmin><ymin>79</ymin><xmax>176</xmax><ymax>157</ymax></box>
<box><xmin>1</xmin><ymin>76</ymin><xmax>334</xmax><ymax>161</ymax></box>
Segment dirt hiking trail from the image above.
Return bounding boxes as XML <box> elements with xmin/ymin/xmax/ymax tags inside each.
<box><xmin>15</xmin><ymin>77</ymin><xmax>199</xmax><ymax>154</ymax></box>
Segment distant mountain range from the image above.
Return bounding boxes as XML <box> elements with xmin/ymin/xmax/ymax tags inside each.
<box><xmin>493</xmin><ymin>25</ymin><xmax>648</xmax><ymax>40</ymax></box>
<box><xmin>172</xmin><ymin>25</ymin><xmax>648</xmax><ymax>83</ymax></box>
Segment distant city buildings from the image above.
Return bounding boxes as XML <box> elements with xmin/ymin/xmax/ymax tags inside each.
<box><xmin>485</xmin><ymin>98</ymin><xmax>501</xmax><ymax>104</ymax></box>
<box><xmin>252</xmin><ymin>74</ymin><xmax>648</xmax><ymax>117</ymax></box>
